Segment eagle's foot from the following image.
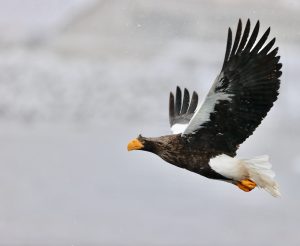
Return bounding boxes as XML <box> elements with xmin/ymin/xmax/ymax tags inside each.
<box><xmin>237</xmin><ymin>179</ymin><xmax>257</xmax><ymax>192</ymax></box>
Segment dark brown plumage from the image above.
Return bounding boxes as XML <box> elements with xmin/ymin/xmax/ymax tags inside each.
<box><xmin>127</xmin><ymin>19</ymin><xmax>282</xmax><ymax>196</ymax></box>
<box><xmin>136</xmin><ymin>134</ymin><xmax>232</xmax><ymax>180</ymax></box>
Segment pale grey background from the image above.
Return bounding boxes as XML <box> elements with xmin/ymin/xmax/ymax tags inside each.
<box><xmin>0</xmin><ymin>0</ymin><xmax>299</xmax><ymax>245</ymax></box>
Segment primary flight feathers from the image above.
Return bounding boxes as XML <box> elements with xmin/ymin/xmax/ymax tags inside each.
<box><xmin>169</xmin><ymin>87</ymin><xmax>198</xmax><ymax>134</ymax></box>
<box><xmin>170</xmin><ymin>19</ymin><xmax>281</xmax><ymax>146</ymax></box>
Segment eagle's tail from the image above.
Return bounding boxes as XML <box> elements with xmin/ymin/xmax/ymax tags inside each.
<box><xmin>242</xmin><ymin>155</ymin><xmax>280</xmax><ymax>197</ymax></box>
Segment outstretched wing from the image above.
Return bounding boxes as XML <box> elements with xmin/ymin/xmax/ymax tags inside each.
<box><xmin>183</xmin><ymin>19</ymin><xmax>282</xmax><ymax>150</ymax></box>
<box><xmin>169</xmin><ymin>87</ymin><xmax>198</xmax><ymax>134</ymax></box>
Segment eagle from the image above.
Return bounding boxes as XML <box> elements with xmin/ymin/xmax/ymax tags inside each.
<box><xmin>127</xmin><ymin>19</ymin><xmax>282</xmax><ymax>197</ymax></box>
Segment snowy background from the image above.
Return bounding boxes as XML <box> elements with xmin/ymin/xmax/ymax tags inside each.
<box><xmin>0</xmin><ymin>0</ymin><xmax>300</xmax><ymax>245</ymax></box>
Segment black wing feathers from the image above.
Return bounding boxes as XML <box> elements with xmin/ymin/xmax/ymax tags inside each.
<box><xmin>222</xmin><ymin>28</ymin><xmax>232</xmax><ymax>70</ymax></box>
<box><xmin>230</xmin><ymin>19</ymin><xmax>242</xmax><ymax>57</ymax></box>
<box><xmin>175</xmin><ymin>86</ymin><xmax>182</xmax><ymax>116</ymax></box>
<box><xmin>243</xmin><ymin>21</ymin><xmax>259</xmax><ymax>53</ymax></box>
<box><xmin>181</xmin><ymin>88</ymin><xmax>190</xmax><ymax>114</ymax></box>
<box><xmin>191</xmin><ymin>19</ymin><xmax>282</xmax><ymax>151</ymax></box>
<box><xmin>236</xmin><ymin>19</ymin><xmax>250</xmax><ymax>54</ymax></box>
<box><xmin>251</xmin><ymin>27</ymin><xmax>270</xmax><ymax>54</ymax></box>
<box><xmin>187</xmin><ymin>91</ymin><xmax>198</xmax><ymax>114</ymax></box>
<box><xmin>169</xmin><ymin>87</ymin><xmax>198</xmax><ymax>127</ymax></box>
<box><xmin>169</xmin><ymin>92</ymin><xmax>175</xmax><ymax>126</ymax></box>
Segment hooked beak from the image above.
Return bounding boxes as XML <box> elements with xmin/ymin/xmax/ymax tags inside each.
<box><xmin>127</xmin><ymin>138</ymin><xmax>144</xmax><ymax>151</ymax></box>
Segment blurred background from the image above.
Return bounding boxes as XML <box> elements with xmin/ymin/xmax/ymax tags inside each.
<box><xmin>0</xmin><ymin>0</ymin><xmax>299</xmax><ymax>245</ymax></box>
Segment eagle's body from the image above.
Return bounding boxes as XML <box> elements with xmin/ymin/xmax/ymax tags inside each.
<box><xmin>140</xmin><ymin>134</ymin><xmax>235</xmax><ymax>180</ymax></box>
<box><xmin>128</xmin><ymin>19</ymin><xmax>282</xmax><ymax>197</ymax></box>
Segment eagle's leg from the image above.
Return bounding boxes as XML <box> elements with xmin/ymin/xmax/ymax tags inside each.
<box><xmin>236</xmin><ymin>179</ymin><xmax>257</xmax><ymax>192</ymax></box>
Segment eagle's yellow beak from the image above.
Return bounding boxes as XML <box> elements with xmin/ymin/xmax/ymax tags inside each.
<box><xmin>127</xmin><ymin>138</ymin><xmax>144</xmax><ymax>151</ymax></box>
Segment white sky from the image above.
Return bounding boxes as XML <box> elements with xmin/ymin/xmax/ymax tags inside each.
<box><xmin>0</xmin><ymin>0</ymin><xmax>96</xmax><ymax>42</ymax></box>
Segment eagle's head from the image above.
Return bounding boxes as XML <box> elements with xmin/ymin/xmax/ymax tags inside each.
<box><xmin>127</xmin><ymin>134</ymin><xmax>156</xmax><ymax>153</ymax></box>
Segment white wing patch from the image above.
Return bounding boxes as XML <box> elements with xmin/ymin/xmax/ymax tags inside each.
<box><xmin>171</xmin><ymin>123</ymin><xmax>188</xmax><ymax>134</ymax></box>
<box><xmin>183</xmin><ymin>75</ymin><xmax>232</xmax><ymax>135</ymax></box>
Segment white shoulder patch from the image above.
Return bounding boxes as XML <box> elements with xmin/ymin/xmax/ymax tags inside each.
<box><xmin>183</xmin><ymin>75</ymin><xmax>232</xmax><ymax>135</ymax></box>
<box><xmin>171</xmin><ymin>123</ymin><xmax>188</xmax><ymax>134</ymax></box>
<box><xmin>183</xmin><ymin>92</ymin><xmax>231</xmax><ymax>135</ymax></box>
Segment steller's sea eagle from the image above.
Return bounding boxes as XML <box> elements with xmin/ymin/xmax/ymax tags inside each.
<box><xmin>127</xmin><ymin>19</ymin><xmax>282</xmax><ymax>197</ymax></box>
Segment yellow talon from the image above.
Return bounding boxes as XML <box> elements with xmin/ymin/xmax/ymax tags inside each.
<box><xmin>237</xmin><ymin>179</ymin><xmax>257</xmax><ymax>192</ymax></box>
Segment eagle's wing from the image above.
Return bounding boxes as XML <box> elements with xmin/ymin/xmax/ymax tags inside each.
<box><xmin>182</xmin><ymin>19</ymin><xmax>282</xmax><ymax>149</ymax></box>
<box><xmin>169</xmin><ymin>87</ymin><xmax>198</xmax><ymax>134</ymax></box>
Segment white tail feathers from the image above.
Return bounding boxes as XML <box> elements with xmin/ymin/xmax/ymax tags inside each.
<box><xmin>242</xmin><ymin>155</ymin><xmax>281</xmax><ymax>197</ymax></box>
<box><xmin>209</xmin><ymin>154</ymin><xmax>281</xmax><ymax>197</ymax></box>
